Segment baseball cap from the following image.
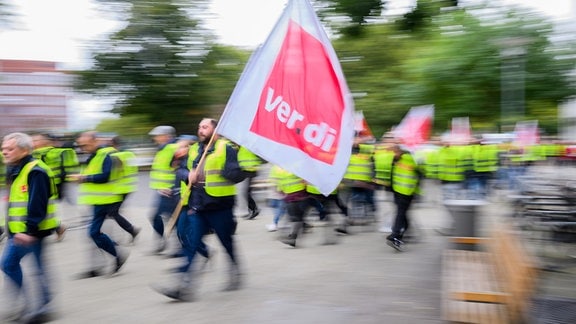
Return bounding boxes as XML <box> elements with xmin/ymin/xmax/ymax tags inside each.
<box><xmin>178</xmin><ymin>134</ymin><xmax>198</xmax><ymax>142</ymax></box>
<box><xmin>148</xmin><ymin>125</ymin><xmax>175</xmax><ymax>136</ymax></box>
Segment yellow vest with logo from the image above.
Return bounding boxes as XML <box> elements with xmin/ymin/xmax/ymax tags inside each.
<box><xmin>8</xmin><ymin>160</ymin><xmax>59</xmax><ymax>233</ymax></box>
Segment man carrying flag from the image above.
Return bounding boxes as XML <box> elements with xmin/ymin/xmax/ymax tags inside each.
<box><xmin>153</xmin><ymin>118</ymin><xmax>245</xmax><ymax>302</ymax></box>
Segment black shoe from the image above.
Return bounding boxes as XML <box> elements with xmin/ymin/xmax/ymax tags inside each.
<box><xmin>113</xmin><ymin>250</ymin><xmax>129</xmax><ymax>274</ymax></box>
<box><xmin>334</xmin><ymin>227</ymin><xmax>349</xmax><ymax>235</ymax></box>
<box><xmin>386</xmin><ymin>237</ymin><xmax>405</xmax><ymax>252</ymax></box>
<box><xmin>75</xmin><ymin>269</ymin><xmax>104</xmax><ymax>279</ymax></box>
<box><xmin>247</xmin><ymin>209</ymin><xmax>260</xmax><ymax>220</ymax></box>
<box><xmin>280</xmin><ymin>235</ymin><xmax>296</xmax><ymax>247</ymax></box>
<box><xmin>152</xmin><ymin>285</ymin><xmax>193</xmax><ymax>302</ymax></box>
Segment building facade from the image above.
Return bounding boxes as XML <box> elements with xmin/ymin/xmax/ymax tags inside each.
<box><xmin>0</xmin><ymin>59</ymin><xmax>72</xmax><ymax>136</ymax></box>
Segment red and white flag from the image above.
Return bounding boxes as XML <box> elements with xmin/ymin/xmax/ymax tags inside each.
<box><xmin>514</xmin><ymin>120</ymin><xmax>539</xmax><ymax>146</ymax></box>
<box><xmin>354</xmin><ymin>110</ymin><xmax>375</xmax><ymax>139</ymax></box>
<box><xmin>392</xmin><ymin>105</ymin><xmax>434</xmax><ymax>148</ymax></box>
<box><xmin>216</xmin><ymin>0</ymin><xmax>355</xmax><ymax>195</ymax></box>
<box><xmin>450</xmin><ymin>117</ymin><xmax>471</xmax><ymax>144</ymax></box>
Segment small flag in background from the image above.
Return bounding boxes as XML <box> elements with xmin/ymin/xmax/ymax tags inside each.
<box><xmin>216</xmin><ymin>0</ymin><xmax>355</xmax><ymax>196</ymax></box>
<box><xmin>354</xmin><ymin>110</ymin><xmax>375</xmax><ymax>139</ymax></box>
<box><xmin>392</xmin><ymin>105</ymin><xmax>434</xmax><ymax>149</ymax></box>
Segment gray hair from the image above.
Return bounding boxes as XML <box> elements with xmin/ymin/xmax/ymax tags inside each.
<box><xmin>3</xmin><ymin>132</ymin><xmax>34</xmax><ymax>153</ymax></box>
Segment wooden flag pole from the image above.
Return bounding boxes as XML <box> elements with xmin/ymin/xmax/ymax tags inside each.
<box><xmin>164</xmin><ymin>132</ymin><xmax>218</xmax><ymax>236</ymax></box>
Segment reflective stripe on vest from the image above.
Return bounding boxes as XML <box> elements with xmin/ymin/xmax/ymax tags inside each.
<box><xmin>111</xmin><ymin>150</ymin><xmax>138</xmax><ymax>194</ymax></box>
<box><xmin>237</xmin><ymin>147</ymin><xmax>263</xmax><ymax>172</ymax></box>
<box><xmin>78</xmin><ymin>147</ymin><xmax>122</xmax><ymax>205</ymax></box>
<box><xmin>8</xmin><ymin>160</ymin><xmax>59</xmax><ymax>233</ymax></box>
<box><xmin>343</xmin><ymin>153</ymin><xmax>373</xmax><ymax>182</ymax></box>
<box><xmin>392</xmin><ymin>153</ymin><xmax>419</xmax><ymax>196</ymax></box>
<box><xmin>279</xmin><ymin>173</ymin><xmax>306</xmax><ymax>194</ymax></box>
<box><xmin>150</xmin><ymin>143</ymin><xmax>178</xmax><ymax>190</ymax></box>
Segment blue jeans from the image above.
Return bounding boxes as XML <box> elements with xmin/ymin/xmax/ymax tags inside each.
<box><xmin>176</xmin><ymin>208</ymin><xmax>208</xmax><ymax>272</ymax></box>
<box><xmin>268</xmin><ymin>199</ymin><xmax>286</xmax><ymax>225</ymax></box>
<box><xmin>1</xmin><ymin>237</ymin><xmax>52</xmax><ymax>308</ymax></box>
<box><xmin>178</xmin><ymin>208</ymin><xmax>237</xmax><ymax>273</ymax></box>
<box><xmin>150</xmin><ymin>192</ymin><xmax>179</xmax><ymax>237</ymax></box>
<box><xmin>90</xmin><ymin>204</ymin><xmax>119</xmax><ymax>257</ymax></box>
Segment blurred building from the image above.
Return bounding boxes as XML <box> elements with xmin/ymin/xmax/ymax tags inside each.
<box><xmin>0</xmin><ymin>59</ymin><xmax>72</xmax><ymax>137</ymax></box>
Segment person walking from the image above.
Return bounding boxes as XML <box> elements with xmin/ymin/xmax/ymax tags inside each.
<box><xmin>1</xmin><ymin>132</ymin><xmax>60</xmax><ymax>322</ymax></box>
<box><xmin>109</xmin><ymin>136</ymin><xmax>141</xmax><ymax>242</ymax></box>
<box><xmin>69</xmin><ymin>131</ymin><xmax>129</xmax><ymax>278</ymax></box>
<box><xmin>237</xmin><ymin>146</ymin><xmax>265</xmax><ymax>220</ymax></box>
<box><xmin>386</xmin><ymin>144</ymin><xmax>422</xmax><ymax>251</ymax></box>
<box><xmin>31</xmin><ymin>132</ymin><xmax>78</xmax><ymax>241</ymax></box>
<box><xmin>148</xmin><ymin>125</ymin><xmax>179</xmax><ymax>254</ymax></box>
<box><xmin>277</xmin><ymin>171</ymin><xmax>310</xmax><ymax>248</ymax></box>
<box><xmin>153</xmin><ymin>118</ymin><xmax>245</xmax><ymax>302</ymax></box>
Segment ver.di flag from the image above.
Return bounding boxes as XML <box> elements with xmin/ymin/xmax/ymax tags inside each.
<box><xmin>392</xmin><ymin>105</ymin><xmax>434</xmax><ymax>149</ymax></box>
<box><xmin>217</xmin><ymin>0</ymin><xmax>355</xmax><ymax>195</ymax></box>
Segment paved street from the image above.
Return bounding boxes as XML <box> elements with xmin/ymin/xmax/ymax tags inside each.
<box><xmin>0</xmin><ymin>169</ymin><xmax>574</xmax><ymax>323</ymax></box>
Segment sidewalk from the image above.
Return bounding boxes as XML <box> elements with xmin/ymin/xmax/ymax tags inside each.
<box><xmin>0</xmin><ymin>170</ymin><xmax>573</xmax><ymax>323</ymax></box>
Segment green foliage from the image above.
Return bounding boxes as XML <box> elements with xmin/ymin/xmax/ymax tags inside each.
<box><xmin>334</xmin><ymin>3</ymin><xmax>576</xmax><ymax>137</ymax></box>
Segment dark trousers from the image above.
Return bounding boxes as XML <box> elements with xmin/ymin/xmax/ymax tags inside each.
<box><xmin>150</xmin><ymin>193</ymin><xmax>179</xmax><ymax>237</ymax></box>
<box><xmin>108</xmin><ymin>194</ymin><xmax>136</xmax><ymax>235</ymax></box>
<box><xmin>90</xmin><ymin>204</ymin><xmax>119</xmax><ymax>257</ymax></box>
<box><xmin>391</xmin><ymin>192</ymin><xmax>414</xmax><ymax>239</ymax></box>
<box><xmin>178</xmin><ymin>208</ymin><xmax>237</xmax><ymax>273</ymax></box>
<box><xmin>244</xmin><ymin>174</ymin><xmax>258</xmax><ymax>212</ymax></box>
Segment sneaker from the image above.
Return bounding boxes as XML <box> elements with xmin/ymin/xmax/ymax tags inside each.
<box><xmin>280</xmin><ymin>234</ymin><xmax>296</xmax><ymax>247</ymax></box>
<box><xmin>56</xmin><ymin>225</ymin><xmax>67</xmax><ymax>242</ymax></box>
<box><xmin>334</xmin><ymin>227</ymin><xmax>349</xmax><ymax>235</ymax></box>
<box><xmin>113</xmin><ymin>249</ymin><xmax>129</xmax><ymax>274</ymax></box>
<box><xmin>266</xmin><ymin>224</ymin><xmax>278</xmax><ymax>232</ymax></box>
<box><xmin>386</xmin><ymin>237</ymin><xmax>405</xmax><ymax>252</ymax></box>
<box><xmin>247</xmin><ymin>209</ymin><xmax>260</xmax><ymax>220</ymax></box>
<box><xmin>378</xmin><ymin>225</ymin><xmax>392</xmax><ymax>233</ymax></box>
<box><xmin>151</xmin><ymin>285</ymin><xmax>193</xmax><ymax>302</ymax></box>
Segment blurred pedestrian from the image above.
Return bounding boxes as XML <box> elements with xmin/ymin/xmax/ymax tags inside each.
<box><xmin>277</xmin><ymin>171</ymin><xmax>309</xmax><ymax>247</ymax></box>
<box><xmin>265</xmin><ymin>164</ymin><xmax>287</xmax><ymax>232</ymax></box>
<box><xmin>31</xmin><ymin>132</ymin><xmax>78</xmax><ymax>241</ymax></box>
<box><xmin>1</xmin><ymin>132</ymin><xmax>59</xmax><ymax>322</ymax></box>
<box><xmin>69</xmin><ymin>131</ymin><xmax>129</xmax><ymax>278</ymax></box>
<box><xmin>386</xmin><ymin>144</ymin><xmax>422</xmax><ymax>251</ymax></box>
<box><xmin>237</xmin><ymin>146</ymin><xmax>265</xmax><ymax>220</ymax></box>
<box><xmin>109</xmin><ymin>136</ymin><xmax>141</xmax><ymax>242</ymax></box>
<box><xmin>153</xmin><ymin>118</ymin><xmax>245</xmax><ymax>301</ymax></box>
<box><xmin>148</xmin><ymin>125</ymin><xmax>179</xmax><ymax>254</ymax></box>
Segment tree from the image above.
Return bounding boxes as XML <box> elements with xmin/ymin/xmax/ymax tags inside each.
<box><xmin>334</xmin><ymin>3</ymin><xmax>576</xmax><ymax>136</ymax></box>
<box><xmin>316</xmin><ymin>0</ymin><xmax>387</xmax><ymax>37</ymax></box>
<box><xmin>74</xmin><ymin>0</ymin><xmax>214</xmax><ymax>134</ymax></box>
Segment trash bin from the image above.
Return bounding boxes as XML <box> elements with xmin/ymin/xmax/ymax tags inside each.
<box><xmin>444</xmin><ymin>199</ymin><xmax>486</xmax><ymax>250</ymax></box>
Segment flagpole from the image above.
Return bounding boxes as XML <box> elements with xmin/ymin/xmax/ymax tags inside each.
<box><xmin>165</xmin><ymin>131</ymin><xmax>219</xmax><ymax>236</ymax></box>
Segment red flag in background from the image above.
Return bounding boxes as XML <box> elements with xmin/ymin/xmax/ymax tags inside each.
<box><xmin>216</xmin><ymin>0</ymin><xmax>355</xmax><ymax>195</ymax></box>
<box><xmin>354</xmin><ymin>110</ymin><xmax>374</xmax><ymax>139</ymax></box>
<box><xmin>450</xmin><ymin>117</ymin><xmax>471</xmax><ymax>144</ymax></box>
<box><xmin>514</xmin><ymin>120</ymin><xmax>540</xmax><ymax>146</ymax></box>
<box><xmin>392</xmin><ymin>105</ymin><xmax>434</xmax><ymax>148</ymax></box>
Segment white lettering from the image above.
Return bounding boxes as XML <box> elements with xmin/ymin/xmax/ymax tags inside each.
<box><xmin>264</xmin><ymin>87</ymin><xmax>283</xmax><ymax>112</ymax></box>
<box><xmin>304</xmin><ymin>122</ymin><xmax>337</xmax><ymax>152</ymax></box>
<box><xmin>262</xmin><ymin>87</ymin><xmax>338</xmax><ymax>152</ymax></box>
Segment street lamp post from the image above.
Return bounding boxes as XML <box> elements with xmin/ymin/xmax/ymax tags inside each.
<box><xmin>495</xmin><ymin>37</ymin><xmax>531</xmax><ymax>132</ymax></box>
